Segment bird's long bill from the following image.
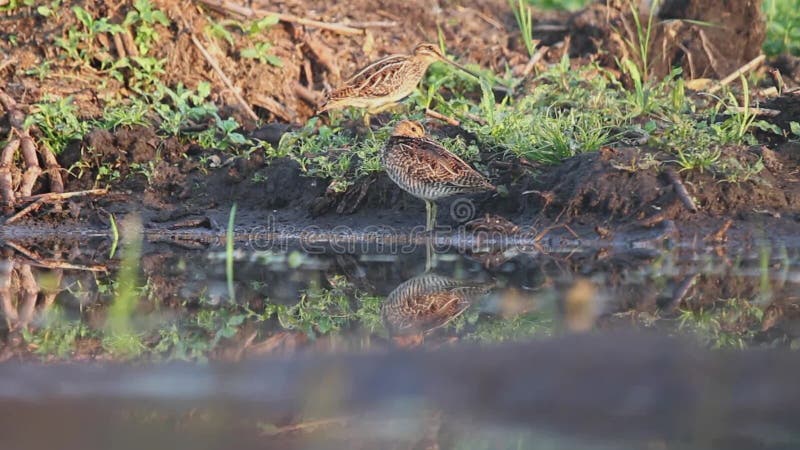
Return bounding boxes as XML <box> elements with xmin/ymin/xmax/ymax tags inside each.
<box><xmin>439</xmin><ymin>57</ymin><xmax>483</xmax><ymax>81</ymax></box>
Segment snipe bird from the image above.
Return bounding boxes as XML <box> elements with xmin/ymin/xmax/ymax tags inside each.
<box><xmin>382</xmin><ymin>120</ymin><xmax>495</xmax><ymax>231</ymax></box>
<box><xmin>318</xmin><ymin>43</ymin><xmax>477</xmax><ymax>124</ymax></box>
<box><xmin>381</xmin><ymin>273</ymin><xmax>492</xmax><ymax>340</ymax></box>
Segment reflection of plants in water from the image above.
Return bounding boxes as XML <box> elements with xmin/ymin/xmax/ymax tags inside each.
<box><xmin>104</xmin><ymin>214</ymin><xmax>145</xmax><ymax>358</ymax></box>
<box><xmin>21</xmin><ymin>306</ymin><xmax>95</xmax><ymax>359</ymax></box>
<box><xmin>267</xmin><ymin>276</ymin><xmax>383</xmax><ymax>338</ymax></box>
<box><xmin>460</xmin><ymin>312</ymin><xmax>554</xmax><ymax>343</ymax></box>
<box><xmin>678</xmin><ymin>298</ymin><xmax>765</xmax><ymax>349</ymax></box>
<box><xmin>147</xmin><ymin>308</ymin><xmax>249</xmax><ymax>362</ymax></box>
<box><xmin>355</xmin><ymin>295</ymin><xmax>384</xmax><ymax>334</ymax></box>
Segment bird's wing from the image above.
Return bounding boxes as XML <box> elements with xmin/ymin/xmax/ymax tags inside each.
<box><xmin>328</xmin><ymin>54</ymin><xmax>408</xmax><ymax>99</ymax></box>
<box><xmin>395</xmin><ymin>137</ymin><xmax>485</xmax><ymax>186</ymax></box>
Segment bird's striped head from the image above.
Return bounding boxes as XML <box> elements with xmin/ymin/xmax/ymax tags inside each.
<box><xmin>391</xmin><ymin>120</ymin><xmax>426</xmax><ymax>138</ymax></box>
<box><xmin>413</xmin><ymin>43</ymin><xmax>445</xmax><ymax>61</ymax></box>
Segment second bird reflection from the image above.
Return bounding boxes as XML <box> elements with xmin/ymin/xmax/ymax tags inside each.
<box><xmin>381</xmin><ymin>273</ymin><xmax>493</xmax><ymax>347</ymax></box>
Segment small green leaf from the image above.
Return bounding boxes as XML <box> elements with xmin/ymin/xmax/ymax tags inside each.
<box><xmin>72</xmin><ymin>6</ymin><xmax>94</xmax><ymax>28</ymax></box>
<box><xmin>228</xmin><ymin>314</ymin><xmax>246</xmax><ymax>327</ymax></box>
<box><xmin>249</xmin><ymin>15</ymin><xmax>279</xmax><ymax>34</ymax></box>
<box><xmin>265</xmin><ymin>54</ymin><xmax>283</xmax><ymax>67</ymax></box>
<box><xmin>790</xmin><ymin>121</ymin><xmax>800</xmax><ymax>137</ymax></box>
<box><xmin>752</xmin><ymin>120</ymin><xmax>782</xmax><ymax>135</ymax></box>
<box><xmin>196</xmin><ymin>82</ymin><xmax>211</xmax><ymax>100</ymax></box>
<box><xmin>240</xmin><ymin>47</ymin><xmax>258</xmax><ymax>59</ymax></box>
<box><xmin>152</xmin><ymin>10</ymin><xmax>169</xmax><ymax>26</ymax></box>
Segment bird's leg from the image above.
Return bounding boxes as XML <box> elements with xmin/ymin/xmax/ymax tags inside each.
<box><xmin>425</xmin><ymin>200</ymin><xmax>436</xmax><ymax>232</ymax></box>
<box><xmin>425</xmin><ymin>240</ymin><xmax>434</xmax><ymax>272</ymax></box>
<box><xmin>425</xmin><ymin>200</ymin><xmax>431</xmax><ymax>231</ymax></box>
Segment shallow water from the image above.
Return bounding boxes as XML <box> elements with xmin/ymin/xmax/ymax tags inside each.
<box><xmin>1</xmin><ymin>229</ymin><xmax>800</xmax><ymax>449</ymax></box>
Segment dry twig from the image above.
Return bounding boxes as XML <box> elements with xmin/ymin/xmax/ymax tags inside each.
<box><xmin>252</xmin><ymin>94</ymin><xmax>296</xmax><ymax>123</ymax></box>
<box><xmin>729</xmin><ymin>106</ymin><xmax>781</xmax><ymax>117</ymax></box>
<box><xmin>425</xmin><ymin>108</ymin><xmax>460</xmax><ymax>126</ymax></box>
<box><xmin>0</xmin><ymin>89</ymin><xmax>65</xmax><ymax>213</ymax></box>
<box><xmin>664</xmin><ymin>168</ymin><xmax>697</xmax><ymax>213</ymax></box>
<box><xmin>293</xmin><ymin>82</ymin><xmax>323</xmax><ymax>107</ymax></box>
<box><xmin>3</xmin><ymin>241</ymin><xmax>108</xmax><ymax>272</ymax></box>
<box><xmin>196</xmin><ymin>0</ymin><xmax>366</xmax><ymax>35</ymax></box>
<box><xmin>0</xmin><ymin>57</ymin><xmax>16</xmax><ymax>73</ymax></box>
<box><xmin>705</xmin><ymin>218</ymin><xmax>733</xmax><ymax>243</ymax></box>
<box><xmin>5</xmin><ymin>189</ymin><xmax>108</xmax><ymax>224</ymax></box>
<box><xmin>708</xmin><ymin>54</ymin><xmax>766</xmax><ymax>94</ymax></box>
<box><xmin>261</xmin><ymin>417</ymin><xmax>349</xmax><ymax>436</ymax></box>
<box><xmin>190</xmin><ymin>34</ymin><xmax>259</xmax><ymax>122</ymax></box>
<box><xmin>521</xmin><ymin>44</ymin><xmax>548</xmax><ymax>78</ymax></box>
<box><xmin>768</xmin><ymin>68</ymin><xmax>785</xmax><ymax>95</ymax></box>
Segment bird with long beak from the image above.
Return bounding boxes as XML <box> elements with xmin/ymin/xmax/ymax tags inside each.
<box><xmin>381</xmin><ymin>120</ymin><xmax>495</xmax><ymax>231</ymax></box>
<box><xmin>318</xmin><ymin>43</ymin><xmax>480</xmax><ymax>125</ymax></box>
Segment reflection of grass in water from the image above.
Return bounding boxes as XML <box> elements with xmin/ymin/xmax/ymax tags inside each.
<box><xmin>450</xmin><ymin>308</ymin><xmax>554</xmax><ymax>343</ymax></box>
<box><xmin>150</xmin><ymin>308</ymin><xmax>247</xmax><ymax>362</ymax></box>
<box><xmin>226</xmin><ymin>203</ymin><xmax>237</xmax><ymax>303</ymax></box>
<box><xmin>678</xmin><ymin>299</ymin><xmax>765</xmax><ymax>349</ymax></box>
<box><xmin>267</xmin><ymin>276</ymin><xmax>384</xmax><ymax>338</ymax></box>
<box><xmin>21</xmin><ymin>306</ymin><xmax>94</xmax><ymax>359</ymax></box>
<box><xmin>103</xmin><ymin>214</ymin><xmax>146</xmax><ymax>358</ymax></box>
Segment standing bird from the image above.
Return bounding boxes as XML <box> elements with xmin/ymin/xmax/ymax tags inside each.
<box><xmin>317</xmin><ymin>43</ymin><xmax>478</xmax><ymax>125</ymax></box>
<box><xmin>382</xmin><ymin>120</ymin><xmax>495</xmax><ymax>231</ymax></box>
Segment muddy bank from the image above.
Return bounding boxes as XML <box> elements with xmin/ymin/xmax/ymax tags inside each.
<box><xmin>2</xmin><ymin>0</ymin><xmax>800</xmax><ymax>236</ymax></box>
<box><xmin>36</xmin><ymin>116</ymin><xmax>800</xmax><ymax>245</ymax></box>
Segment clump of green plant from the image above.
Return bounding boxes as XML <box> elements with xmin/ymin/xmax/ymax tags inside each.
<box><xmin>717</xmin><ymin>156</ymin><xmax>765</xmax><ymax>184</ymax></box>
<box><xmin>465</xmin><ymin>72</ymin><xmax>622</xmax><ymax>163</ymax></box>
<box><xmin>55</xmin><ymin>5</ymin><xmax>124</xmax><ymax>61</ymax></box>
<box><xmin>661</xmin><ymin>117</ymin><xmax>723</xmax><ymax>173</ymax></box>
<box><xmin>49</xmin><ymin>1</ymin><xmax>169</xmax><ymax>90</ymax></box>
<box><xmin>763</xmin><ymin>0</ymin><xmax>800</xmax><ymax>56</ymax></box>
<box><xmin>145</xmin><ymin>82</ymin><xmax>250</xmax><ymax>151</ymax></box>
<box><xmin>204</xmin><ymin>15</ymin><xmax>283</xmax><ymax>67</ymax></box>
<box><xmin>123</xmin><ymin>0</ymin><xmax>170</xmax><ymax>55</ymax></box>
<box><xmin>509</xmin><ymin>0</ymin><xmax>536</xmax><ymax>58</ymax></box>
<box><xmin>24</xmin><ymin>96</ymin><xmax>91</xmax><ymax>154</ymax></box>
<box><xmin>278</xmin><ymin>118</ymin><xmax>385</xmax><ymax>192</ymax></box>
<box><xmin>655</xmin><ymin>79</ymin><xmax>766</xmax><ymax>179</ymax></box>
<box><xmin>717</xmin><ymin>76</ymin><xmax>759</xmax><ymax>144</ymax></box>
<box><xmin>617</xmin><ymin>0</ymin><xmax>660</xmax><ymax>83</ymax></box>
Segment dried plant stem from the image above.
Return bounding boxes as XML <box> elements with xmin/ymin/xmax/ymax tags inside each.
<box><xmin>425</xmin><ymin>108</ymin><xmax>460</xmax><ymax>126</ymax></box>
<box><xmin>196</xmin><ymin>0</ymin><xmax>367</xmax><ymax>35</ymax></box>
<box><xmin>708</xmin><ymin>54</ymin><xmax>766</xmax><ymax>94</ymax></box>
<box><xmin>6</xmin><ymin>189</ymin><xmax>108</xmax><ymax>224</ymax></box>
<box><xmin>664</xmin><ymin>168</ymin><xmax>697</xmax><ymax>213</ymax></box>
<box><xmin>190</xmin><ymin>34</ymin><xmax>259</xmax><ymax>122</ymax></box>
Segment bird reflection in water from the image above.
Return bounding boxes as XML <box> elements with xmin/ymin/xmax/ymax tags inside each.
<box><xmin>381</xmin><ymin>272</ymin><xmax>493</xmax><ymax>347</ymax></box>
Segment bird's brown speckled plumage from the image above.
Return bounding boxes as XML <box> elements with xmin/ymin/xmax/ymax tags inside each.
<box><xmin>318</xmin><ymin>44</ymin><xmax>458</xmax><ymax>116</ymax></box>
<box><xmin>381</xmin><ymin>120</ymin><xmax>494</xmax><ymax>230</ymax></box>
<box><xmin>381</xmin><ymin>273</ymin><xmax>492</xmax><ymax>337</ymax></box>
